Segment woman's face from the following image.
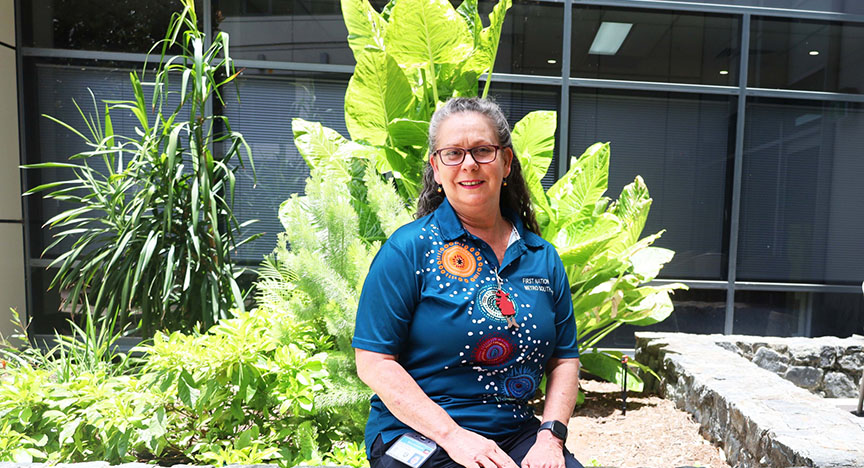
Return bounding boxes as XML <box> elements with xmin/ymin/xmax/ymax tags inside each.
<box><xmin>430</xmin><ymin>111</ymin><xmax>513</xmax><ymax>220</ymax></box>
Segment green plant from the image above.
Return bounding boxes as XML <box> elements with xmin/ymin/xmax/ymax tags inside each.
<box><xmin>23</xmin><ymin>0</ymin><xmax>258</xmax><ymax>335</ymax></box>
<box><xmin>292</xmin><ymin>0</ymin><xmax>685</xmax><ymax>391</ymax></box>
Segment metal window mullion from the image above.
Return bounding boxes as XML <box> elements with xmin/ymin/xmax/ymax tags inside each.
<box><xmin>558</xmin><ymin>0</ymin><xmax>573</xmax><ymax>180</ymax></box>
<box><xmin>575</xmin><ymin>0</ymin><xmax>864</xmax><ymax>23</ymax></box>
<box><xmin>725</xmin><ymin>13</ymin><xmax>751</xmax><ymax>335</ymax></box>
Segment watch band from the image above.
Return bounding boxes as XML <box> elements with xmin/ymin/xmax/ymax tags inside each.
<box><xmin>538</xmin><ymin>420</ymin><xmax>568</xmax><ymax>441</ymax></box>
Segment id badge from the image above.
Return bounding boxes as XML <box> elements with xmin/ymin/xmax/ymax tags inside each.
<box><xmin>384</xmin><ymin>432</ymin><xmax>437</xmax><ymax>468</ymax></box>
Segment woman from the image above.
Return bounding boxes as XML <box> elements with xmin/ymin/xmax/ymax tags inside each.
<box><xmin>353</xmin><ymin>97</ymin><xmax>583</xmax><ymax>468</ymax></box>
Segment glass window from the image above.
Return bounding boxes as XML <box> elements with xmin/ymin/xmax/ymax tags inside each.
<box><xmin>21</xmin><ymin>0</ymin><xmax>202</xmax><ymax>53</ymax></box>
<box><xmin>809</xmin><ymin>291</ymin><xmax>864</xmax><ymax>338</ymax></box>
<box><xmin>213</xmin><ymin>0</ymin><xmax>380</xmax><ymax>64</ymax></box>
<box><xmin>670</xmin><ymin>0</ymin><xmax>864</xmax><ymax>16</ymax></box>
<box><xmin>749</xmin><ymin>17</ymin><xmax>864</xmax><ymax>94</ymax></box>
<box><xmin>595</xmin><ymin>288</ymin><xmax>727</xmax><ymax>348</ymax></box>
<box><xmin>480</xmin><ymin>0</ymin><xmax>564</xmax><ymax>76</ymax></box>
<box><xmin>486</xmin><ymin>82</ymin><xmax>560</xmax><ymax>187</ymax></box>
<box><xmin>218</xmin><ymin>71</ymin><xmax>349</xmax><ymax>262</ymax></box>
<box><xmin>733</xmin><ymin>290</ymin><xmax>809</xmax><ymax>336</ymax></box>
<box><xmin>569</xmin><ymin>89</ymin><xmax>735</xmax><ymax>280</ymax></box>
<box><xmin>738</xmin><ymin>98</ymin><xmax>864</xmax><ymax>284</ymax></box>
<box><xmin>571</xmin><ymin>6</ymin><xmax>739</xmax><ymax>86</ymax></box>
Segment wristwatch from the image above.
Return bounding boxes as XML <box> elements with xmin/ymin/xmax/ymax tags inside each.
<box><xmin>538</xmin><ymin>420</ymin><xmax>568</xmax><ymax>441</ymax></box>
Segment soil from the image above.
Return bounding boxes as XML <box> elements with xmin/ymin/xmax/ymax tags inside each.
<box><xmin>564</xmin><ymin>379</ymin><xmax>731</xmax><ymax>468</ymax></box>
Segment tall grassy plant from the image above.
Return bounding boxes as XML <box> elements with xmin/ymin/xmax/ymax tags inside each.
<box><xmin>24</xmin><ymin>0</ymin><xmax>258</xmax><ymax>334</ymax></box>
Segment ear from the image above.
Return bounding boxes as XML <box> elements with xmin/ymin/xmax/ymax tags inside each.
<box><xmin>430</xmin><ymin>153</ymin><xmax>442</xmax><ymax>185</ymax></box>
<box><xmin>503</xmin><ymin>146</ymin><xmax>514</xmax><ymax>179</ymax></box>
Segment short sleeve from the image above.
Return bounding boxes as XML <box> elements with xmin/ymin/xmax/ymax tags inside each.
<box><xmin>550</xmin><ymin>252</ymin><xmax>580</xmax><ymax>358</ymax></box>
<box><xmin>352</xmin><ymin>238</ymin><xmax>420</xmax><ymax>356</ymax></box>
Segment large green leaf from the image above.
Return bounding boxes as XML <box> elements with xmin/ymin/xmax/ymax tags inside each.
<box><xmin>621</xmin><ymin>288</ymin><xmax>677</xmax><ymax>326</ymax></box>
<box><xmin>580</xmin><ymin>351</ymin><xmax>643</xmax><ymax>392</ymax></box>
<box><xmin>555</xmin><ymin>213</ymin><xmax>621</xmax><ymax>267</ymax></box>
<box><xmin>385</xmin><ymin>0</ymin><xmax>472</xmax><ymax>68</ymax></box>
<box><xmin>341</xmin><ymin>0</ymin><xmax>387</xmax><ymax>57</ymax></box>
<box><xmin>545</xmin><ymin>142</ymin><xmax>610</xmax><ymax>238</ymax></box>
<box><xmin>465</xmin><ymin>0</ymin><xmax>512</xmax><ymax>96</ymax></box>
<box><xmin>629</xmin><ymin>246</ymin><xmax>674</xmax><ymax>282</ymax></box>
<box><xmin>610</xmin><ymin>176</ymin><xmax>652</xmax><ymax>251</ymax></box>
<box><xmin>512</xmin><ymin>111</ymin><xmax>556</xmax><ymax>217</ymax></box>
<box><xmin>344</xmin><ymin>48</ymin><xmax>413</xmax><ymax>146</ymax></box>
<box><xmin>292</xmin><ymin>118</ymin><xmax>350</xmax><ymax>169</ymax></box>
<box><xmin>388</xmin><ymin>118</ymin><xmax>429</xmax><ymax>147</ymax></box>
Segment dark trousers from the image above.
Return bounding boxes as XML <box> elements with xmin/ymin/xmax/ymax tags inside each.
<box><xmin>369</xmin><ymin>420</ymin><xmax>584</xmax><ymax>468</ymax></box>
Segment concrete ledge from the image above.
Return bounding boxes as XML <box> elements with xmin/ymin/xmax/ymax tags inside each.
<box><xmin>635</xmin><ymin>332</ymin><xmax>864</xmax><ymax>468</ymax></box>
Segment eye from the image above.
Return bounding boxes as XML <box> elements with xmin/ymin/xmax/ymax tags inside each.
<box><xmin>474</xmin><ymin>146</ymin><xmax>494</xmax><ymax>156</ymax></box>
<box><xmin>441</xmin><ymin>148</ymin><xmax>464</xmax><ymax>158</ymax></box>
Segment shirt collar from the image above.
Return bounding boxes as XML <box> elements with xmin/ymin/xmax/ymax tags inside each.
<box><xmin>433</xmin><ymin>198</ymin><xmax>543</xmax><ymax>248</ymax></box>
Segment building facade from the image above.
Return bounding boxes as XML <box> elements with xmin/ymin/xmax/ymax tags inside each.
<box><xmin>4</xmin><ymin>0</ymin><xmax>864</xmax><ymax>345</ymax></box>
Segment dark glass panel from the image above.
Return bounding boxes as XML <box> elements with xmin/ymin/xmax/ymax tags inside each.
<box><xmin>213</xmin><ymin>0</ymin><xmax>388</xmax><ymax>65</ymax></box>
<box><xmin>569</xmin><ymin>89</ymin><xmax>735</xmax><ymax>280</ymax></box>
<box><xmin>809</xmin><ymin>291</ymin><xmax>864</xmax><ymax>338</ymax></box>
<box><xmin>21</xmin><ymin>0</ymin><xmax>201</xmax><ymax>53</ymax></box>
<box><xmin>571</xmin><ymin>6</ymin><xmax>739</xmax><ymax>86</ymax></box>
<box><xmin>480</xmin><ymin>0</ymin><xmax>564</xmax><ymax>76</ymax></box>
<box><xmin>486</xmin><ymin>82</ymin><xmax>560</xmax><ymax>187</ymax></box>
<box><xmin>738</xmin><ymin>98</ymin><xmax>864</xmax><ymax>284</ymax></box>
<box><xmin>218</xmin><ymin>71</ymin><xmax>349</xmax><ymax>262</ymax></box>
<box><xmin>669</xmin><ymin>0</ymin><xmax>864</xmax><ymax>15</ymax></box>
<box><xmin>594</xmin><ymin>288</ymin><xmax>727</xmax><ymax>349</ymax></box>
<box><xmin>749</xmin><ymin>17</ymin><xmax>864</xmax><ymax>94</ymax></box>
<box><xmin>733</xmin><ymin>290</ymin><xmax>807</xmax><ymax>336</ymax></box>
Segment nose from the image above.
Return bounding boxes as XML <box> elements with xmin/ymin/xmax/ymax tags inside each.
<box><xmin>460</xmin><ymin>151</ymin><xmax>480</xmax><ymax>169</ymax></box>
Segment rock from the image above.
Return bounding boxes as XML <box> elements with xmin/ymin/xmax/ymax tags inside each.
<box><xmin>790</xmin><ymin>345</ymin><xmax>822</xmax><ymax>366</ymax></box>
<box><xmin>823</xmin><ymin>372</ymin><xmax>858</xmax><ymax>398</ymax></box>
<box><xmin>753</xmin><ymin>347</ymin><xmax>789</xmax><ymax>374</ymax></box>
<box><xmin>840</xmin><ymin>353</ymin><xmax>864</xmax><ymax>372</ymax></box>
<box><xmin>784</xmin><ymin>366</ymin><xmax>823</xmax><ymax>390</ymax></box>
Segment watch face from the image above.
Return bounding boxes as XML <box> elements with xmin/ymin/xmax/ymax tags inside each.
<box><xmin>541</xmin><ymin>420</ymin><xmax>567</xmax><ymax>440</ymax></box>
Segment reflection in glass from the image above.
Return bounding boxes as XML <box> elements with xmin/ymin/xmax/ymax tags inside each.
<box><xmin>739</xmin><ymin>98</ymin><xmax>864</xmax><ymax>284</ymax></box>
<box><xmin>749</xmin><ymin>17</ymin><xmax>864</xmax><ymax>94</ymax></box>
<box><xmin>486</xmin><ymin>83</ymin><xmax>560</xmax><ymax>186</ymax></box>
<box><xmin>213</xmin><ymin>0</ymin><xmax>381</xmax><ymax>64</ymax></box>
<box><xmin>734</xmin><ymin>290</ymin><xmax>808</xmax><ymax>336</ymax></box>
<box><xmin>218</xmin><ymin>73</ymin><xmax>349</xmax><ymax>261</ymax></box>
<box><xmin>595</xmin><ymin>288</ymin><xmax>726</xmax><ymax>348</ymax></box>
<box><xmin>571</xmin><ymin>6</ymin><xmax>739</xmax><ymax>85</ymax></box>
<box><xmin>569</xmin><ymin>90</ymin><xmax>734</xmax><ymax>280</ymax></box>
<box><xmin>481</xmin><ymin>1</ymin><xmax>564</xmax><ymax>76</ymax></box>
<box><xmin>810</xmin><ymin>292</ymin><xmax>864</xmax><ymax>338</ymax></box>
<box><xmin>21</xmin><ymin>0</ymin><xmax>200</xmax><ymax>53</ymax></box>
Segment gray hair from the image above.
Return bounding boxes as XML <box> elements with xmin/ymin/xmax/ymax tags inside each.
<box><xmin>427</xmin><ymin>97</ymin><xmax>513</xmax><ymax>152</ymax></box>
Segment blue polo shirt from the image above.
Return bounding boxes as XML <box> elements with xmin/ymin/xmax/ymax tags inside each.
<box><xmin>352</xmin><ymin>198</ymin><xmax>579</xmax><ymax>456</ymax></box>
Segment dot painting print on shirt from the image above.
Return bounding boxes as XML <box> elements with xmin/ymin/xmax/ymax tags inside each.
<box><xmin>419</xmin><ymin>223</ymin><xmax>547</xmax><ymax>417</ymax></box>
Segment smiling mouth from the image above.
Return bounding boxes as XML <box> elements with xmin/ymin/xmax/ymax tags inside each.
<box><xmin>459</xmin><ymin>180</ymin><xmax>484</xmax><ymax>187</ymax></box>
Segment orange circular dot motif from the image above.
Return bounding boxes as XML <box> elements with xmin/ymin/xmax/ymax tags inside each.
<box><xmin>440</xmin><ymin>244</ymin><xmax>477</xmax><ymax>278</ymax></box>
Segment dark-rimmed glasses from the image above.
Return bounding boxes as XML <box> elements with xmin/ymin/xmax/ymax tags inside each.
<box><xmin>433</xmin><ymin>145</ymin><xmax>501</xmax><ymax>166</ymax></box>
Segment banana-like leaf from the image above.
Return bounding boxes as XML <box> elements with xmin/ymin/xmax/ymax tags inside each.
<box><xmin>456</xmin><ymin>0</ymin><xmax>482</xmax><ymax>47</ymax></box>
<box><xmin>345</xmin><ymin>48</ymin><xmax>413</xmax><ymax>146</ymax></box>
<box><xmin>341</xmin><ymin>0</ymin><xmax>387</xmax><ymax>57</ymax></box>
<box><xmin>608</xmin><ymin>176</ymin><xmax>652</xmax><ymax>252</ymax></box>
<box><xmin>464</xmin><ymin>0</ymin><xmax>512</xmax><ymax>78</ymax></box>
<box><xmin>385</xmin><ymin>0</ymin><xmax>473</xmax><ymax>68</ymax></box>
<box><xmin>545</xmin><ymin>142</ymin><xmax>610</xmax><ymax>239</ymax></box>
<box><xmin>621</xmin><ymin>286</ymin><xmax>685</xmax><ymax>326</ymax></box>
<box><xmin>555</xmin><ymin>213</ymin><xmax>621</xmax><ymax>267</ymax></box>
<box><xmin>629</xmin><ymin>246</ymin><xmax>675</xmax><ymax>282</ymax></box>
<box><xmin>388</xmin><ymin>118</ymin><xmax>429</xmax><ymax>147</ymax></box>
<box><xmin>580</xmin><ymin>351</ymin><xmax>643</xmax><ymax>392</ymax></box>
<box><xmin>512</xmin><ymin>110</ymin><xmax>555</xmax><ymax>219</ymax></box>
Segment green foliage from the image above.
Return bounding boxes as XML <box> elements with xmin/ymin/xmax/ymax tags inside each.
<box><xmin>294</xmin><ymin>0</ymin><xmax>685</xmax><ymax>392</ymax></box>
<box><xmin>340</xmin><ymin>0</ymin><xmax>512</xmax><ymax>200</ymax></box>
<box><xmin>22</xmin><ymin>0</ymin><xmax>258</xmax><ymax>335</ymax></box>
<box><xmin>0</xmin><ymin>302</ymin><xmax>339</xmax><ymax>467</ymax></box>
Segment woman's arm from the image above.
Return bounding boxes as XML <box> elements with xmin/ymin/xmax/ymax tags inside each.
<box><xmin>520</xmin><ymin>356</ymin><xmax>580</xmax><ymax>468</ymax></box>
<box><xmin>356</xmin><ymin>348</ymin><xmax>519</xmax><ymax>468</ymax></box>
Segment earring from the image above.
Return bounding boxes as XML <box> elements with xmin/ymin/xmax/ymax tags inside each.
<box><xmin>503</xmin><ymin>178</ymin><xmax>508</xmax><ymax>187</ymax></box>
<box><xmin>437</xmin><ymin>185</ymin><xmax>442</xmax><ymax>193</ymax></box>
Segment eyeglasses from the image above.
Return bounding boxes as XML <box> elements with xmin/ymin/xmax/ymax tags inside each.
<box><xmin>433</xmin><ymin>145</ymin><xmax>501</xmax><ymax>166</ymax></box>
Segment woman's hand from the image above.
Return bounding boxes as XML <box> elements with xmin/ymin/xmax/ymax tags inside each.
<box><xmin>439</xmin><ymin>427</ymin><xmax>519</xmax><ymax>468</ymax></box>
<box><xmin>520</xmin><ymin>430</ymin><xmax>565</xmax><ymax>468</ymax></box>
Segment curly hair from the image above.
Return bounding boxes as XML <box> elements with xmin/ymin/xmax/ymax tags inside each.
<box><xmin>415</xmin><ymin>97</ymin><xmax>540</xmax><ymax>235</ymax></box>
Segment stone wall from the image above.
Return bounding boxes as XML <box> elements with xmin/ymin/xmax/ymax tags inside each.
<box><xmin>635</xmin><ymin>332</ymin><xmax>864</xmax><ymax>468</ymax></box>
<box><xmin>714</xmin><ymin>336</ymin><xmax>863</xmax><ymax>398</ymax></box>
